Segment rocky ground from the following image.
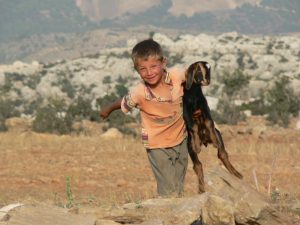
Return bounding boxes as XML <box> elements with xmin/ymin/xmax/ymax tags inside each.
<box><xmin>0</xmin><ymin>116</ymin><xmax>300</xmax><ymax>224</ymax></box>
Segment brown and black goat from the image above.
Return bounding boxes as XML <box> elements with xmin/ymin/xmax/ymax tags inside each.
<box><xmin>183</xmin><ymin>61</ymin><xmax>243</xmax><ymax>193</ymax></box>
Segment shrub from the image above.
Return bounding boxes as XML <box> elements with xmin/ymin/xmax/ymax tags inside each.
<box><xmin>96</xmin><ymin>93</ymin><xmax>136</xmax><ymax>136</ymax></box>
<box><xmin>115</xmin><ymin>84</ymin><xmax>128</xmax><ymax>97</ymax></box>
<box><xmin>213</xmin><ymin>69</ymin><xmax>250</xmax><ymax>125</ymax></box>
<box><xmin>241</xmin><ymin>92</ymin><xmax>268</xmax><ymax>116</ymax></box>
<box><xmin>241</xmin><ymin>76</ymin><xmax>300</xmax><ymax>127</ymax></box>
<box><xmin>0</xmin><ymin>99</ymin><xmax>20</xmax><ymax>131</ymax></box>
<box><xmin>32</xmin><ymin>98</ymin><xmax>73</xmax><ymax>134</ymax></box>
<box><xmin>220</xmin><ymin>69</ymin><xmax>250</xmax><ymax>98</ymax></box>
<box><xmin>265</xmin><ymin>77</ymin><xmax>300</xmax><ymax>127</ymax></box>
<box><xmin>212</xmin><ymin>97</ymin><xmax>246</xmax><ymax>125</ymax></box>
<box><xmin>67</xmin><ymin>96</ymin><xmax>98</xmax><ymax>121</ymax></box>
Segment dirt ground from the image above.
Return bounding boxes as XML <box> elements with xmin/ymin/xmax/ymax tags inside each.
<box><xmin>0</xmin><ymin>116</ymin><xmax>300</xmax><ymax>219</ymax></box>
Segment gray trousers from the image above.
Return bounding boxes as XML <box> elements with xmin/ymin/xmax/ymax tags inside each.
<box><xmin>147</xmin><ymin>138</ymin><xmax>188</xmax><ymax>196</ymax></box>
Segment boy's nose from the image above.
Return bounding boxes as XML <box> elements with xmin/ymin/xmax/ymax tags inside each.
<box><xmin>142</xmin><ymin>68</ymin><xmax>154</xmax><ymax>76</ymax></box>
<box><xmin>146</xmin><ymin>68</ymin><xmax>153</xmax><ymax>75</ymax></box>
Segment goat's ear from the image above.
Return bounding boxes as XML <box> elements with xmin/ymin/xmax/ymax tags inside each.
<box><xmin>185</xmin><ymin>63</ymin><xmax>196</xmax><ymax>90</ymax></box>
<box><xmin>200</xmin><ymin>61</ymin><xmax>211</xmax><ymax>86</ymax></box>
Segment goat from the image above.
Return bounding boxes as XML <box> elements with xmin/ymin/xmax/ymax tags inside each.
<box><xmin>183</xmin><ymin>61</ymin><xmax>243</xmax><ymax>193</ymax></box>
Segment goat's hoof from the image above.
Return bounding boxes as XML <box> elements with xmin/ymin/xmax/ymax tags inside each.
<box><xmin>233</xmin><ymin>171</ymin><xmax>243</xmax><ymax>179</ymax></box>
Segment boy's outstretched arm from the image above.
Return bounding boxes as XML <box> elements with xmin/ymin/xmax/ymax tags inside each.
<box><xmin>99</xmin><ymin>99</ymin><xmax>122</xmax><ymax>120</ymax></box>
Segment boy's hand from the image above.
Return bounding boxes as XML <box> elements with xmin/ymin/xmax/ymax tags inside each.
<box><xmin>99</xmin><ymin>99</ymin><xmax>122</xmax><ymax>120</ymax></box>
<box><xmin>99</xmin><ymin>107</ymin><xmax>111</xmax><ymax>120</ymax></box>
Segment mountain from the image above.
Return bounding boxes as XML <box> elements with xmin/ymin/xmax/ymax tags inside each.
<box><xmin>98</xmin><ymin>0</ymin><xmax>300</xmax><ymax>34</ymax></box>
<box><xmin>1</xmin><ymin>0</ymin><xmax>300</xmax><ymax>43</ymax></box>
<box><xmin>1</xmin><ymin>0</ymin><xmax>300</xmax><ymax>64</ymax></box>
<box><xmin>0</xmin><ymin>0</ymin><xmax>94</xmax><ymax>42</ymax></box>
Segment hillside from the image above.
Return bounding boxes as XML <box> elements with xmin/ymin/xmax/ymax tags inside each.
<box><xmin>1</xmin><ymin>0</ymin><xmax>300</xmax><ymax>64</ymax></box>
<box><xmin>0</xmin><ymin>32</ymin><xmax>299</xmax><ymax>124</ymax></box>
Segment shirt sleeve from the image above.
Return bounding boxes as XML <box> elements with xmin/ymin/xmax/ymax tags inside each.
<box><xmin>169</xmin><ymin>67</ymin><xmax>186</xmax><ymax>84</ymax></box>
<box><xmin>121</xmin><ymin>86</ymin><xmax>141</xmax><ymax>113</ymax></box>
<box><xmin>169</xmin><ymin>67</ymin><xmax>186</xmax><ymax>100</ymax></box>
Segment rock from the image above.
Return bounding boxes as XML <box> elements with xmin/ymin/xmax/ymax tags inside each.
<box><xmin>140</xmin><ymin>219</ymin><xmax>164</xmax><ymax>225</ymax></box>
<box><xmin>4</xmin><ymin>117</ymin><xmax>32</xmax><ymax>133</ymax></box>
<box><xmin>123</xmin><ymin>194</ymin><xmax>208</xmax><ymax>225</ymax></box>
<box><xmin>0</xmin><ymin>203</ymin><xmax>24</xmax><ymax>221</ymax></box>
<box><xmin>237</xmin><ymin>126</ymin><xmax>253</xmax><ymax>135</ymax></box>
<box><xmin>95</xmin><ymin>219</ymin><xmax>121</xmax><ymax>225</ymax></box>
<box><xmin>205</xmin><ymin>166</ymin><xmax>288</xmax><ymax>225</ymax></box>
<box><xmin>202</xmin><ymin>195</ymin><xmax>235</xmax><ymax>225</ymax></box>
<box><xmin>7</xmin><ymin>204</ymin><xmax>96</xmax><ymax>225</ymax></box>
<box><xmin>101</xmin><ymin>128</ymin><xmax>123</xmax><ymax>139</ymax></box>
<box><xmin>72</xmin><ymin>120</ymin><xmax>104</xmax><ymax>136</ymax></box>
<box><xmin>252</xmin><ymin>125</ymin><xmax>267</xmax><ymax>139</ymax></box>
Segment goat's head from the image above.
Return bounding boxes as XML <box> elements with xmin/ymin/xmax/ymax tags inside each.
<box><xmin>185</xmin><ymin>61</ymin><xmax>211</xmax><ymax>90</ymax></box>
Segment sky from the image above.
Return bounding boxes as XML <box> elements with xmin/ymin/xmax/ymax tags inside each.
<box><xmin>75</xmin><ymin>0</ymin><xmax>260</xmax><ymax>21</ymax></box>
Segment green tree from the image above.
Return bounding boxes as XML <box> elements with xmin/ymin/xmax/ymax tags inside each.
<box><xmin>213</xmin><ymin>69</ymin><xmax>250</xmax><ymax>125</ymax></box>
<box><xmin>221</xmin><ymin>69</ymin><xmax>250</xmax><ymax>98</ymax></box>
<box><xmin>32</xmin><ymin>98</ymin><xmax>73</xmax><ymax>134</ymax></box>
<box><xmin>265</xmin><ymin>76</ymin><xmax>300</xmax><ymax>127</ymax></box>
<box><xmin>67</xmin><ymin>96</ymin><xmax>99</xmax><ymax>121</ymax></box>
<box><xmin>103</xmin><ymin>76</ymin><xmax>112</xmax><ymax>94</ymax></box>
<box><xmin>115</xmin><ymin>84</ymin><xmax>128</xmax><ymax>97</ymax></box>
<box><xmin>0</xmin><ymin>99</ymin><xmax>20</xmax><ymax>131</ymax></box>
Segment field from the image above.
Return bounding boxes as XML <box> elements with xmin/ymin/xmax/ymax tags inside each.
<box><xmin>0</xmin><ymin>116</ymin><xmax>299</xmax><ymax>215</ymax></box>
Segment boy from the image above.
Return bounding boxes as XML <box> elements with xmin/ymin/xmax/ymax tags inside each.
<box><xmin>100</xmin><ymin>39</ymin><xmax>188</xmax><ymax>197</ymax></box>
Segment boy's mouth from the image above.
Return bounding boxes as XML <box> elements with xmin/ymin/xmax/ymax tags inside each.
<box><xmin>146</xmin><ymin>75</ymin><xmax>157</xmax><ymax>81</ymax></box>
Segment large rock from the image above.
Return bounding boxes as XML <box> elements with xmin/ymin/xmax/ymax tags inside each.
<box><xmin>6</xmin><ymin>204</ymin><xmax>96</xmax><ymax>225</ymax></box>
<box><xmin>4</xmin><ymin>117</ymin><xmax>32</xmax><ymax>133</ymax></box>
<box><xmin>205</xmin><ymin>166</ymin><xmax>288</xmax><ymax>225</ymax></box>
<box><xmin>116</xmin><ymin>166</ymin><xmax>291</xmax><ymax>225</ymax></box>
<box><xmin>201</xmin><ymin>195</ymin><xmax>235</xmax><ymax>225</ymax></box>
<box><xmin>101</xmin><ymin>128</ymin><xmax>123</xmax><ymax>139</ymax></box>
<box><xmin>0</xmin><ymin>203</ymin><xmax>23</xmax><ymax>221</ymax></box>
<box><xmin>123</xmin><ymin>195</ymin><xmax>208</xmax><ymax>225</ymax></box>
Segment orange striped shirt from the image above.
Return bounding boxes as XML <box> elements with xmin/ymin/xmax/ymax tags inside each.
<box><xmin>121</xmin><ymin>67</ymin><xmax>187</xmax><ymax>149</ymax></box>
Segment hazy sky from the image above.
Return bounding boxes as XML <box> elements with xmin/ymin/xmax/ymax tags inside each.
<box><xmin>76</xmin><ymin>0</ymin><xmax>161</xmax><ymax>21</ymax></box>
<box><xmin>76</xmin><ymin>0</ymin><xmax>260</xmax><ymax>21</ymax></box>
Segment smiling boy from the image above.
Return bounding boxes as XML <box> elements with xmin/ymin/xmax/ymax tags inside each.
<box><xmin>100</xmin><ymin>39</ymin><xmax>188</xmax><ymax>196</ymax></box>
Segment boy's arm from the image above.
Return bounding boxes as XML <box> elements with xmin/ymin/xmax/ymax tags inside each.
<box><xmin>99</xmin><ymin>99</ymin><xmax>122</xmax><ymax>119</ymax></box>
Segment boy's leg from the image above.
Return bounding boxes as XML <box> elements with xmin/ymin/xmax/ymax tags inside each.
<box><xmin>147</xmin><ymin>138</ymin><xmax>188</xmax><ymax>196</ymax></box>
<box><xmin>147</xmin><ymin>148</ymin><xmax>177</xmax><ymax>196</ymax></box>
<box><xmin>173</xmin><ymin>138</ymin><xmax>188</xmax><ymax>195</ymax></box>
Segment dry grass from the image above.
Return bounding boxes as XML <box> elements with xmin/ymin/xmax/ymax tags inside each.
<box><xmin>0</xmin><ymin>118</ymin><xmax>299</xmax><ymax>209</ymax></box>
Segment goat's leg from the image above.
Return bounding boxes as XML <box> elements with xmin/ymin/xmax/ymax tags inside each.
<box><xmin>205</xmin><ymin>120</ymin><xmax>243</xmax><ymax>179</ymax></box>
<box><xmin>204</xmin><ymin>120</ymin><xmax>220</xmax><ymax>149</ymax></box>
<box><xmin>215</xmin><ymin>129</ymin><xmax>243</xmax><ymax>179</ymax></box>
<box><xmin>190</xmin><ymin>124</ymin><xmax>202</xmax><ymax>153</ymax></box>
<box><xmin>187</xmin><ymin>135</ymin><xmax>205</xmax><ymax>193</ymax></box>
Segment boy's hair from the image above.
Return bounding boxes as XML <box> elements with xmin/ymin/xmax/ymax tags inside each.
<box><xmin>131</xmin><ymin>39</ymin><xmax>164</xmax><ymax>69</ymax></box>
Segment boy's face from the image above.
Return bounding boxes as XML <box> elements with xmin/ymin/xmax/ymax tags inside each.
<box><xmin>136</xmin><ymin>56</ymin><xmax>166</xmax><ymax>88</ymax></box>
